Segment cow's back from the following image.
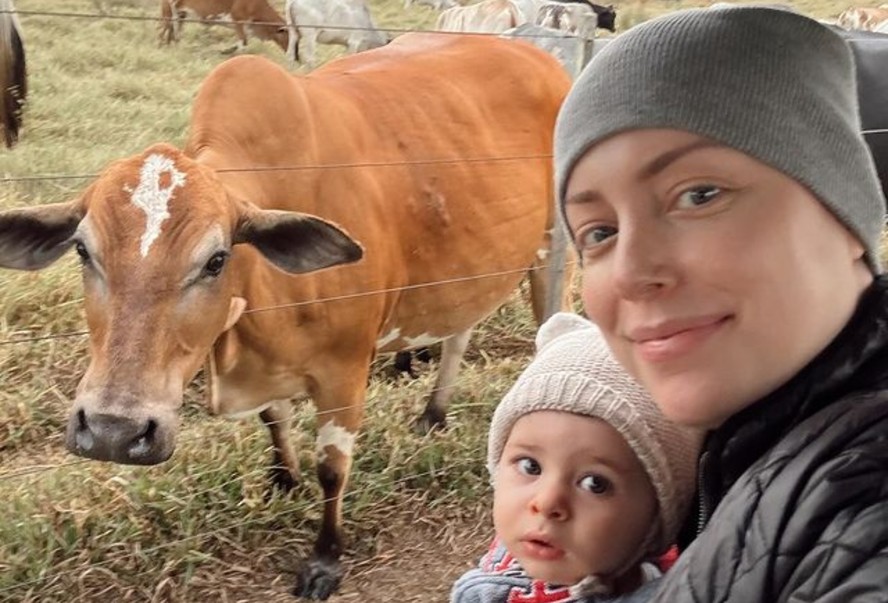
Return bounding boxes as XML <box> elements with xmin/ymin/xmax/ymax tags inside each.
<box><xmin>186</xmin><ymin>34</ymin><xmax>570</xmax><ymax>349</ymax></box>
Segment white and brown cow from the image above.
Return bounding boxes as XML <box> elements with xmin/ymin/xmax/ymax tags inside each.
<box><xmin>0</xmin><ymin>0</ymin><xmax>26</xmax><ymax>148</ymax></box>
<box><xmin>159</xmin><ymin>0</ymin><xmax>289</xmax><ymax>53</ymax></box>
<box><xmin>0</xmin><ymin>34</ymin><xmax>570</xmax><ymax>599</ymax></box>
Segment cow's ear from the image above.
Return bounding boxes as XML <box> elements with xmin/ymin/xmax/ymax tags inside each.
<box><xmin>235</xmin><ymin>207</ymin><xmax>363</xmax><ymax>274</ymax></box>
<box><xmin>0</xmin><ymin>200</ymin><xmax>84</xmax><ymax>270</ymax></box>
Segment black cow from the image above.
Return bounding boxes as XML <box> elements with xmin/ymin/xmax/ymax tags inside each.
<box><xmin>838</xmin><ymin>28</ymin><xmax>888</xmax><ymax>203</ymax></box>
<box><xmin>0</xmin><ymin>0</ymin><xmax>26</xmax><ymax>148</ymax></box>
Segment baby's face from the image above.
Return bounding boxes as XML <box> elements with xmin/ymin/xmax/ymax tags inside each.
<box><xmin>493</xmin><ymin>411</ymin><xmax>658</xmax><ymax>586</ymax></box>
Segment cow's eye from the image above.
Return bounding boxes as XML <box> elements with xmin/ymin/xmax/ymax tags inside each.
<box><xmin>74</xmin><ymin>241</ymin><xmax>90</xmax><ymax>264</ymax></box>
<box><xmin>203</xmin><ymin>252</ymin><xmax>228</xmax><ymax>278</ymax></box>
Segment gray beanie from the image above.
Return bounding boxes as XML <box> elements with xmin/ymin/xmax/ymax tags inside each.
<box><xmin>554</xmin><ymin>6</ymin><xmax>886</xmax><ymax>273</ymax></box>
<box><xmin>487</xmin><ymin>312</ymin><xmax>701</xmax><ymax>558</ymax></box>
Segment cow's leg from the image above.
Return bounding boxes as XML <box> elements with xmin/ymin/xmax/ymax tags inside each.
<box><xmin>222</xmin><ymin>6</ymin><xmax>250</xmax><ymax>55</ymax></box>
<box><xmin>294</xmin><ymin>369</ymin><xmax>368</xmax><ymax>600</ymax></box>
<box><xmin>260</xmin><ymin>399</ymin><xmax>301</xmax><ymax>495</ymax></box>
<box><xmin>303</xmin><ymin>31</ymin><xmax>318</xmax><ymax>69</ymax></box>
<box><xmin>393</xmin><ymin>350</ymin><xmax>416</xmax><ymax>378</ymax></box>
<box><xmin>286</xmin><ymin>25</ymin><xmax>300</xmax><ymax>64</ymax></box>
<box><xmin>159</xmin><ymin>0</ymin><xmax>174</xmax><ymax>44</ymax></box>
<box><xmin>416</xmin><ymin>328</ymin><xmax>472</xmax><ymax>432</ymax></box>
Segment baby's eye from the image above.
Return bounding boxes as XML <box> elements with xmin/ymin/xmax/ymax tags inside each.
<box><xmin>577</xmin><ymin>225</ymin><xmax>617</xmax><ymax>249</ymax></box>
<box><xmin>675</xmin><ymin>186</ymin><xmax>722</xmax><ymax>209</ymax></box>
<box><xmin>578</xmin><ymin>474</ymin><xmax>611</xmax><ymax>494</ymax></box>
<box><xmin>516</xmin><ymin>457</ymin><xmax>541</xmax><ymax>476</ymax></box>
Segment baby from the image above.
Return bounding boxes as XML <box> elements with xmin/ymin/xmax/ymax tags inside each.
<box><xmin>451</xmin><ymin>313</ymin><xmax>700</xmax><ymax>602</ymax></box>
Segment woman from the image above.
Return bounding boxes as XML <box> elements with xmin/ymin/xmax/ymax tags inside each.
<box><xmin>555</xmin><ymin>6</ymin><xmax>888</xmax><ymax>601</ymax></box>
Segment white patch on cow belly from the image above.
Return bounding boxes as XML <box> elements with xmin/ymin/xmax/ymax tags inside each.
<box><xmin>536</xmin><ymin>247</ymin><xmax>550</xmax><ymax>261</ymax></box>
<box><xmin>127</xmin><ymin>153</ymin><xmax>186</xmax><ymax>257</ymax></box>
<box><xmin>316</xmin><ymin>422</ymin><xmax>357</xmax><ymax>463</ymax></box>
<box><xmin>376</xmin><ymin>328</ymin><xmax>402</xmax><ymax>349</ymax></box>
<box><xmin>404</xmin><ymin>333</ymin><xmax>443</xmax><ymax>348</ymax></box>
<box><xmin>221</xmin><ymin>402</ymin><xmax>272</xmax><ymax>421</ymax></box>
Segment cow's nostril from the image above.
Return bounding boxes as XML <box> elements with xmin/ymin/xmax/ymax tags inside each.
<box><xmin>128</xmin><ymin>419</ymin><xmax>158</xmax><ymax>460</ymax></box>
<box><xmin>75</xmin><ymin>409</ymin><xmax>95</xmax><ymax>452</ymax></box>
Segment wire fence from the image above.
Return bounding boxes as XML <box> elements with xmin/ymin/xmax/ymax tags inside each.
<box><xmin>1</xmin><ymin>6</ymin><xmax>601</xmax><ymax>40</ymax></box>
<box><xmin>0</xmin><ymin>3</ymin><xmax>573</xmax><ymax>595</ymax></box>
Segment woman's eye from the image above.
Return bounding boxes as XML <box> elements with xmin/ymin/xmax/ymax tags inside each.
<box><xmin>516</xmin><ymin>457</ymin><xmax>541</xmax><ymax>476</ymax></box>
<box><xmin>577</xmin><ymin>225</ymin><xmax>617</xmax><ymax>249</ymax></box>
<box><xmin>579</xmin><ymin>474</ymin><xmax>611</xmax><ymax>494</ymax></box>
<box><xmin>203</xmin><ymin>252</ymin><xmax>229</xmax><ymax>278</ymax></box>
<box><xmin>676</xmin><ymin>186</ymin><xmax>722</xmax><ymax>209</ymax></box>
<box><xmin>74</xmin><ymin>241</ymin><xmax>90</xmax><ymax>264</ymax></box>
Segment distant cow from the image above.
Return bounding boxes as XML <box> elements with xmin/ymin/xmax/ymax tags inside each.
<box><xmin>521</xmin><ymin>0</ymin><xmax>616</xmax><ymax>31</ymax></box>
<box><xmin>536</xmin><ymin>1</ymin><xmax>598</xmax><ymax>37</ymax></box>
<box><xmin>0</xmin><ymin>34</ymin><xmax>570</xmax><ymax>600</ymax></box>
<box><xmin>0</xmin><ymin>0</ymin><xmax>25</xmax><ymax>148</ymax></box>
<box><xmin>284</xmin><ymin>0</ymin><xmax>388</xmax><ymax>67</ymax></box>
<box><xmin>436</xmin><ymin>0</ymin><xmax>524</xmax><ymax>33</ymax></box>
<box><xmin>837</xmin><ymin>6</ymin><xmax>888</xmax><ymax>30</ymax></box>
<box><xmin>405</xmin><ymin>0</ymin><xmax>459</xmax><ymax>10</ymax></box>
<box><xmin>158</xmin><ymin>0</ymin><xmax>288</xmax><ymax>53</ymax></box>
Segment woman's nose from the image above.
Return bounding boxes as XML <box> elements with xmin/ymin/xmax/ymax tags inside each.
<box><xmin>612</xmin><ymin>222</ymin><xmax>678</xmax><ymax>301</ymax></box>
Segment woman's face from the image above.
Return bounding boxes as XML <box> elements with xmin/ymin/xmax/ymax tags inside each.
<box><xmin>564</xmin><ymin>129</ymin><xmax>872</xmax><ymax>429</ymax></box>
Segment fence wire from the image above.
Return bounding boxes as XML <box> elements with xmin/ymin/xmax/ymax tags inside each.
<box><xmin>0</xmin><ymin>258</ymin><xmax>574</xmax><ymax>346</ymax></box>
<box><xmin>0</xmin><ymin>6</ymin><xmax>569</xmax><ymax>592</ymax></box>
<box><xmin>2</xmin><ymin>7</ymin><xmax>598</xmax><ymax>40</ymax></box>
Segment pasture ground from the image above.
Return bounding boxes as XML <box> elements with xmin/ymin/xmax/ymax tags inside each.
<box><xmin>0</xmin><ymin>0</ymin><xmax>871</xmax><ymax>600</ymax></box>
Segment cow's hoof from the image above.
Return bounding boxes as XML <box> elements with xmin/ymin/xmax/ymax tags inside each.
<box><xmin>293</xmin><ymin>558</ymin><xmax>343</xmax><ymax>600</ymax></box>
<box><xmin>265</xmin><ymin>465</ymin><xmax>298</xmax><ymax>500</ymax></box>
<box><xmin>414</xmin><ymin>406</ymin><xmax>447</xmax><ymax>435</ymax></box>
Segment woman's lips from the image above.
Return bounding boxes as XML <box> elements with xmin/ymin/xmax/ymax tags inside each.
<box><xmin>631</xmin><ymin>315</ymin><xmax>732</xmax><ymax>363</ymax></box>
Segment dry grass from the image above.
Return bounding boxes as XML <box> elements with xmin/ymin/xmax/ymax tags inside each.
<box><xmin>0</xmin><ymin>0</ymin><xmax>867</xmax><ymax>600</ymax></box>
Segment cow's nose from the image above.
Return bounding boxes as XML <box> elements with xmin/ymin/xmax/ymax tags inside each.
<box><xmin>67</xmin><ymin>410</ymin><xmax>171</xmax><ymax>465</ymax></box>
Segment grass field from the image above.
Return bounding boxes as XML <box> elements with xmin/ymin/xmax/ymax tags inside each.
<box><xmin>0</xmin><ymin>0</ymin><xmax>864</xmax><ymax>600</ymax></box>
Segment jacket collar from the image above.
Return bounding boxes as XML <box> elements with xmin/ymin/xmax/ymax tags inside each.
<box><xmin>701</xmin><ymin>274</ymin><xmax>888</xmax><ymax>520</ymax></box>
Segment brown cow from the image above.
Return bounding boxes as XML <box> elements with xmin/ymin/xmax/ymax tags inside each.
<box><xmin>0</xmin><ymin>0</ymin><xmax>26</xmax><ymax>148</ymax></box>
<box><xmin>159</xmin><ymin>0</ymin><xmax>289</xmax><ymax>54</ymax></box>
<box><xmin>0</xmin><ymin>34</ymin><xmax>570</xmax><ymax>598</ymax></box>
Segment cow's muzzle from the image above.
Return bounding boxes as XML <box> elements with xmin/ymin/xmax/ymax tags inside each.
<box><xmin>66</xmin><ymin>409</ymin><xmax>175</xmax><ymax>465</ymax></box>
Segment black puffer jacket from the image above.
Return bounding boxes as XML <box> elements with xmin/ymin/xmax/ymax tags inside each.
<box><xmin>651</xmin><ymin>276</ymin><xmax>888</xmax><ymax>602</ymax></box>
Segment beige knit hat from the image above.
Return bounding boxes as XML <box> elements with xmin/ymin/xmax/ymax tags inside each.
<box><xmin>488</xmin><ymin>312</ymin><xmax>701</xmax><ymax>557</ymax></box>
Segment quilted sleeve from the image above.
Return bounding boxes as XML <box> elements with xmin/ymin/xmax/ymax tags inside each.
<box><xmin>649</xmin><ymin>395</ymin><xmax>888</xmax><ymax>603</ymax></box>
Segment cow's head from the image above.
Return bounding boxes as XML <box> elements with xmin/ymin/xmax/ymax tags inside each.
<box><xmin>0</xmin><ymin>143</ymin><xmax>362</xmax><ymax>465</ymax></box>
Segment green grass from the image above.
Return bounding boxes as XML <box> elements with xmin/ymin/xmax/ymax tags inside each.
<box><xmin>0</xmin><ymin>0</ymin><xmax>865</xmax><ymax>599</ymax></box>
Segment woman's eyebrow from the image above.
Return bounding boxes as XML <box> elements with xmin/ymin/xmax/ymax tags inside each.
<box><xmin>564</xmin><ymin>140</ymin><xmax>722</xmax><ymax>206</ymax></box>
<box><xmin>638</xmin><ymin>139</ymin><xmax>723</xmax><ymax>181</ymax></box>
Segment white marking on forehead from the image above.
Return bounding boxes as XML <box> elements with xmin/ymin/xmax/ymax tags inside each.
<box><xmin>127</xmin><ymin>153</ymin><xmax>187</xmax><ymax>258</ymax></box>
<box><xmin>316</xmin><ymin>422</ymin><xmax>356</xmax><ymax>463</ymax></box>
<box><xmin>376</xmin><ymin>328</ymin><xmax>401</xmax><ymax>349</ymax></box>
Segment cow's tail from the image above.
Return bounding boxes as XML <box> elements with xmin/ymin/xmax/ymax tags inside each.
<box><xmin>0</xmin><ymin>0</ymin><xmax>25</xmax><ymax>149</ymax></box>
